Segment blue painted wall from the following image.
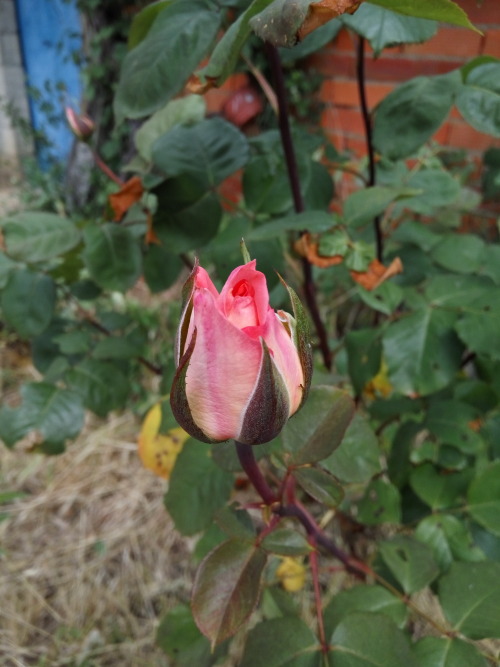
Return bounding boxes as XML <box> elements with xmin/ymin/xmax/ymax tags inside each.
<box><xmin>15</xmin><ymin>0</ymin><xmax>82</xmax><ymax>166</ymax></box>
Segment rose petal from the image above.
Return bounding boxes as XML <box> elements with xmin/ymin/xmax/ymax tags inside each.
<box><xmin>186</xmin><ymin>289</ymin><xmax>263</xmax><ymax>441</ymax></box>
<box><xmin>261</xmin><ymin>310</ymin><xmax>305</xmax><ymax>415</ymax></box>
<box><xmin>219</xmin><ymin>260</ymin><xmax>269</xmax><ymax>328</ymax></box>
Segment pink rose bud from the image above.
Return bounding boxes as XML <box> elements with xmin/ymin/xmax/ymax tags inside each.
<box><xmin>170</xmin><ymin>260</ymin><xmax>312</xmax><ymax>445</ymax></box>
<box><xmin>65</xmin><ymin>107</ymin><xmax>95</xmax><ymax>142</ymax></box>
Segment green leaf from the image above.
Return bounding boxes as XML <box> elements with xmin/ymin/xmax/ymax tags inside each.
<box><xmin>164</xmin><ymin>442</ymin><xmax>234</xmax><ymax>536</ymax></box>
<box><xmin>346</xmin><ymin>328</ymin><xmax>383</xmax><ymax>395</ymax></box>
<box><xmin>0</xmin><ymin>252</ymin><xmax>18</xmax><ymax>288</ymax></box>
<box><xmin>192</xmin><ymin>539</ymin><xmax>267</xmax><ymax>646</ymax></box>
<box><xmin>54</xmin><ymin>330</ymin><xmax>92</xmax><ymax>355</ymax></box>
<box><xmin>152</xmin><ymin>117</ymin><xmax>249</xmax><ymax>188</ymax></box>
<box><xmin>343</xmin><ymin>186</ymin><xmax>418</xmax><ymax>228</ymax></box>
<box><xmin>214</xmin><ymin>504</ymin><xmax>255</xmax><ymax>541</ymax></box>
<box><xmin>424</xmin><ymin>400</ymin><xmax>484</xmax><ymax>455</ymax></box>
<box><xmin>261</xmin><ymin>528</ymin><xmax>312</xmax><ymax>556</ymax></box>
<box><xmin>135</xmin><ymin>95</ymin><xmax>205</xmax><ymax>161</ymax></box>
<box><xmin>454</xmin><ymin>291</ymin><xmax>500</xmax><ymax>360</ymax></box>
<box><xmin>467</xmin><ymin>462</ymin><xmax>500</xmax><ymax>537</ymax></box>
<box><xmin>373</xmin><ymin>74</ymin><xmax>458</xmax><ymax>160</ymax></box>
<box><xmin>324</xmin><ymin>585</ymin><xmax>407</xmax><ymax>636</ymax></box>
<box><xmin>0</xmin><ymin>404</ymin><xmax>32</xmax><ymax>448</ymax></box>
<box><xmin>114</xmin><ymin>0</ymin><xmax>222</xmax><ymax>119</ymax></box>
<box><xmin>83</xmin><ymin>224</ymin><xmax>142</xmax><ymax>293</ymax></box>
<box><xmin>343</xmin><ymin>4</ymin><xmax>436</xmax><ymax>57</ymax></box>
<box><xmin>92</xmin><ymin>337</ymin><xmax>139</xmax><ymax>360</ymax></box>
<box><xmin>357</xmin><ymin>479</ymin><xmax>401</xmax><ymax>525</ymax></box>
<box><xmin>415</xmin><ymin>514</ymin><xmax>484</xmax><ymax>570</ymax></box>
<box><xmin>402</xmin><ymin>169</ymin><xmax>461</xmax><ymax>215</ymax></box>
<box><xmin>197</xmin><ymin>0</ymin><xmax>272</xmax><ymax>87</ymax></box>
<box><xmin>383</xmin><ymin>307</ymin><xmax>463</xmax><ymax>396</ymax></box>
<box><xmin>379</xmin><ymin>535</ymin><xmax>439</xmax><ymax>593</ymax></box>
<box><xmin>392</xmin><ymin>219</ymin><xmax>443</xmax><ymax>251</ymax></box>
<box><xmin>331</xmin><ymin>612</ymin><xmax>418</xmax><ymax>667</ymax></box>
<box><xmin>367</xmin><ymin>0</ymin><xmax>478</xmax><ymax>32</ymax></box>
<box><xmin>14</xmin><ymin>382</ymin><xmax>83</xmax><ymax>445</ymax></box>
<box><xmin>410</xmin><ymin>464</ymin><xmax>470</xmax><ymax>510</ymax></box>
<box><xmin>322</xmin><ymin>413</ymin><xmax>381</xmax><ymax>483</ymax></box>
<box><xmin>282</xmin><ymin>386</ymin><xmax>355</xmax><ymax>465</ymax></box>
<box><xmin>293</xmin><ymin>467</ymin><xmax>344</xmax><ymax>508</ymax></box>
<box><xmin>279</xmin><ymin>18</ymin><xmax>342</xmax><ymax>63</ymax></box>
<box><xmin>1</xmin><ymin>212</ymin><xmax>81</xmax><ymax>263</ymax></box>
<box><xmin>143</xmin><ymin>244</ymin><xmax>183</xmax><ymax>294</ymax></box>
<box><xmin>1</xmin><ymin>269</ymin><xmax>56</xmax><ymax>338</ymax></box>
<box><xmin>156</xmin><ymin>603</ymin><xmax>227</xmax><ymax>666</ymax></box>
<box><xmin>457</xmin><ymin>63</ymin><xmax>500</xmax><ymax>138</ymax></box>
<box><xmin>127</xmin><ymin>0</ymin><xmax>173</xmax><ymax>49</ymax></box>
<box><xmin>248</xmin><ymin>211</ymin><xmax>334</xmax><ymax>240</ymax></box>
<box><xmin>425</xmin><ymin>274</ymin><xmax>494</xmax><ymax>308</ymax></box>
<box><xmin>345</xmin><ymin>241</ymin><xmax>374</xmax><ymax>272</ymax></box>
<box><xmin>439</xmin><ymin>561</ymin><xmax>500</xmax><ymax>638</ymax></box>
<box><xmin>414</xmin><ymin>636</ymin><xmax>488</xmax><ymax>667</ymax></box>
<box><xmin>153</xmin><ymin>184</ymin><xmax>222</xmax><ymax>253</ymax></box>
<box><xmin>240</xmin><ymin>616</ymin><xmax>318</xmax><ymax>667</ymax></box>
<box><xmin>64</xmin><ymin>359</ymin><xmax>130</xmax><ymax>417</ymax></box>
<box><xmin>319</xmin><ymin>228</ymin><xmax>350</xmax><ymax>258</ymax></box>
<box><xmin>430</xmin><ymin>234</ymin><xmax>485</xmax><ymax>274</ymax></box>
<box><xmin>357</xmin><ymin>281</ymin><xmax>404</xmax><ymax>316</ymax></box>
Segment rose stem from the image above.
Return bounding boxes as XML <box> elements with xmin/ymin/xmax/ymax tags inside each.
<box><xmin>356</xmin><ymin>36</ymin><xmax>383</xmax><ymax>262</ymax></box>
<box><xmin>265</xmin><ymin>43</ymin><xmax>332</xmax><ymax>371</ymax></box>
<box><xmin>309</xmin><ymin>543</ymin><xmax>328</xmax><ymax>652</ymax></box>
<box><xmin>235</xmin><ymin>441</ymin><xmax>279</xmax><ymax>506</ymax></box>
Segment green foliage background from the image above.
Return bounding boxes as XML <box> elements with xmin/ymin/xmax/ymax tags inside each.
<box><xmin>2</xmin><ymin>0</ymin><xmax>500</xmax><ymax>664</ymax></box>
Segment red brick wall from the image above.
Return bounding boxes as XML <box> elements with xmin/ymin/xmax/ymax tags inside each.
<box><xmin>203</xmin><ymin>1</ymin><xmax>500</xmax><ymax>159</ymax></box>
<box><xmin>315</xmin><ymin>0</ymin><xmax>500</xmax><ymax>156</ymax></box>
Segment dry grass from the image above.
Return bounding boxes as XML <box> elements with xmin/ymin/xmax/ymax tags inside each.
<box><xmin>0</xmin><ymin>413</ymin><xmax>193</xmax><ymax>667</ymax></box>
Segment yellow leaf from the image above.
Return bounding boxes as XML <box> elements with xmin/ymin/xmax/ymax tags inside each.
<box><xmin>138</xmin><ymin>403</ymin><xmax>189</xmax><ymax>479</ymax></box>
<box><xmin>276</xmin><ymin>557</ymin><xmax>306</xmax><ymax>593</ymax></box>
<box><xmin>363</xmin><ymin>360</ymin><xmax>393</xmax><ymax>400</ymax></box>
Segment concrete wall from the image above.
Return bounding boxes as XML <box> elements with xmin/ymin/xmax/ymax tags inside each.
<box><xmin>0</xmin><ymin>0</ymin><xmax>32</xmax><ymax>186</ymax></box>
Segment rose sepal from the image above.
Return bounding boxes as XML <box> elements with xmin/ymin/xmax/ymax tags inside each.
<box><xmin>175</xmin><ymin>259</ymin><xmax>199</xmax><ymax>365</ymax></box>
<box><xmin>278</xmin><ymin>276</ymin><xmax>313</xmax><ymax>410</ymax></box>
<box><xmin>170</xmin><ymin>327</ymin><xmax>218</xmax><ymax>444</ymax></box>
<box><xmin>238</xmin><ymin>339</ymin><xmax>290</xmax><ymax>446</ymax></box>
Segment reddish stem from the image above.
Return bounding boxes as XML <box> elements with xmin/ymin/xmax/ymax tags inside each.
<box><xmin>309</xmin><ymin>543</ymin><xmax>328</xmax><ymax>652</ymax></box>
<box><xmin>235</xmin><ymin>441</ymin><xmax>278</xmax><ymax>506</ymax></box>
<box><xmin>92</xmin><ymin>149</ymin><xmax>124</xmax><ymax>186</ymax></box>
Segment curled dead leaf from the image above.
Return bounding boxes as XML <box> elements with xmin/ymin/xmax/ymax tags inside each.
<box><xmin>294</xmin><ymin>232</ymin><xmax>344</xmax><ymax>268</ymax></box>
<box><xmin>298</xmin><ymin>0</ymin><xmax>362</xmax><ymax>40</ymax></box>
<box><xmin>186</xmin><ymin>73</ymin><xmax>217</xmax><ymax>94</ymax></box>
<box><xmin>350</xmin><ymin>257</ymin><xmax>403</xmax><ymax>291</ymax></box>
<box><xmin>145</xmin><ymin>210</ymin><xmax>160</xmax><ymax>246</ymax></box>
<box><xmin>108</xmin><ymin>176</ymin><xmax>144</xmax><ymax>222</ymax></box>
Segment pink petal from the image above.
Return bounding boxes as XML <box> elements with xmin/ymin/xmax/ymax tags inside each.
<box><xmin>195</xmin><ymin>266</ymin><xmax>219</xmax><ymax>297</ymax></box>
<box><xmin>219</xmin><ymin>260</ymin><xmax>269</xmax><ymax>328</ymax></box>
<box><xmin>261</xmin><ymin>310</ymin><xmax>305</xmax><ymax>416</ymax></box>
<box><xmin>186</xmin><ymin>289</ymin><xmax>264</xmax><ymax>441</ymax></box>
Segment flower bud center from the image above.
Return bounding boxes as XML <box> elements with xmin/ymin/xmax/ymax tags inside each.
<box><xmin>232</xmin><ymin>280</ymin><xmax>253</xmax><ymax>298</ymax></box>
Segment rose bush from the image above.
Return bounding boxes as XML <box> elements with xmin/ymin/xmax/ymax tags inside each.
<box><xmin>170</xmin><ymin>259</ymin><xmax>312</xmax><ymax>445</ymax></box>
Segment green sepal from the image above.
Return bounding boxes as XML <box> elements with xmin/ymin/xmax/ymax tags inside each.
<box><xmin>278</xmin><ymin>275</ymin><xmax>313</xmax><ymax>410</ymax></box>
<box><xmin>170</xmin><ymin>327</ymin><xmax>217</xmax><ymax>444</ymax></box>
<box><xmin>238</xmin><ymin>340</ymin><xmax>290</xmax><ymax>446</ymax></box>
<box><xmin>175</xmin><ymin>258</ymin><xmax>198</xmax><ymax>364</ymax></box>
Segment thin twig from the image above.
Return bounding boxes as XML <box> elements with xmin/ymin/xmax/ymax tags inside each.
<box><xmin>242</xmin><ymin>53</ymin><xmax>279</xmax><ymax>115</ymax></box>
<box><xmin>356</xmin><ymin>36</ymin><xmax>383</xmax><ymax>262</ymax></box>
<box><xmin>265</xmin><ymin>43</ymin><xmax>332</xmax><ymax>371</ymax></box>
